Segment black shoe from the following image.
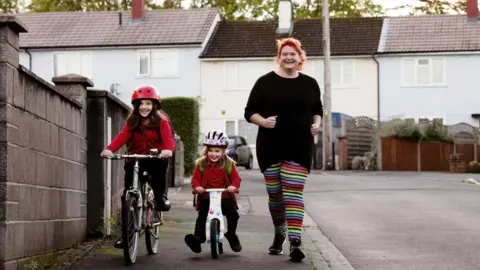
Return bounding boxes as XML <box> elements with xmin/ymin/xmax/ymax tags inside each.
<box><xmin>155</xmin><ymin>197</ymin><xmax>171</xmax><ymax>212</ymax></box>
<box><xmin>225</xmin><ymin>232</ymin><xmax>242</xmax><ymax>252</ymax></box>
<box><xmin>289</xmin><ymin>239</ymin><xmax>305</xmax><ymax>262</ymax></box>
<box><xmin>185</xmin><ymin>234</ymin><xmax>202</xmax><ymax>253</ymax></box>
<box><xmin>114</xmin><ymin>237</ymin><xmax>123</xmax><ymax>249</ymax></box>
<box><xmin>268</xmin><ymin>234</ymin><xmax>286</xmax><ymax>255</ymax></box>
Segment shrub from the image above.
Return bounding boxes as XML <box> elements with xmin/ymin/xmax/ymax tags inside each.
<box><xmin>467</xmin><ymin>161</ymin><xmax>480</xmax><ymax>173</ymax></box>
<box><xmin>421</xmin><ymin>119</ymin><xmax>453</xmax><ymax>143</ymax></box>
<box><xmin>352</xmin><ymin>156</ymin><xmax>366</xmax><ymax>170</ymax></box>
<box><xmin>162</xmin><ymin>97</ymin><xmax>200</xmax><ymax>176</ymax></box>
<box><xmin>378</xmin><ymin>119</ymin><xmax>422</xmax><ymax>141</ymax></box>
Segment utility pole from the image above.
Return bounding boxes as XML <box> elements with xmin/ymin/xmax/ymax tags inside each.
<box><xmin>322</xmin><ymin>0</ymin><xmax>333</xmax><ymax>170</ymax></box>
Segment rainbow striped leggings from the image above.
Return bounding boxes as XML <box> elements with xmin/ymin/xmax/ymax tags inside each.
<box><xmin>264</xmin><ymin>161</ymin><xmax>309</xmax><ymax>242</ymax></box>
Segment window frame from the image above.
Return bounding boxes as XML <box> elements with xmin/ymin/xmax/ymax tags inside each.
<box><xmin>52</xmin><ymin>51</ymin><xmax>93</xmax><ymax>79</ymax></box>
<box><xmin>401</xmin><ymin>57</ymin><xmax>446</xmax><ymax>87</ymax></box>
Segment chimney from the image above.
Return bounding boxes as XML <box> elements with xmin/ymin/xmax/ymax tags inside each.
<box><xmin>277</xmin><ymin>0</ymin><xmax>293</xmax><ymax>35</ymax></box>
<box><xmin>132</xmin><ymin>0</ymin><xmax>145</xmax><ymax>21</ymax></box>
<box><xmin>467</xmin><ymin>0</ymin><xmax>479</xmax><ymax>21</ymax></box>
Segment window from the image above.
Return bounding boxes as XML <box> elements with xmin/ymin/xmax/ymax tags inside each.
<box><xmin>136</xmin><ymin>49</ymin><xmax>179</xmax><ymax>77</ymax></box>
<box><xmin>138</xmin><ymin>50</ymin><xmax>150</xmax><ymax>76</ymax></box>
<box><xmin>331</xmin><ymin>59</ymin><xmax>355</xmax><ymax>87</ymax></box>
<box><xmin>223</xmin><ymin>61</ymin><xmax>272</xmax><ymax>91</ymax></box>
<box><xmin>53</xmin><ymin>51</ymin><xmax>92</xmax><ymax>79</ymax></box>
<box><xmin>225</xmin><ymin>119</ymin><xmax>258</xmax><ymax>145</ymax></box>
<box><xmin>402</xmin><ymin>58</ymin><xmax>445</xmax><ymax>86</ymax></box>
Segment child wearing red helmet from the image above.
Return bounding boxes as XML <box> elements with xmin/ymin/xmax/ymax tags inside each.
<box><xmin>101</xmin><ymin>85</ymin><xmax>175</xmax><ymax>249</ymax></box>
<box><xmin>184</xmin><ymin>129</ymin><xmax>242</xmax><ymax>254</ymax></box>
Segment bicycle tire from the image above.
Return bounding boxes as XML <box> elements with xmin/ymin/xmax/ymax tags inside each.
<box><xmin>145</xmin><ymin>208</ymin><xmax>160</xmax><ymax>255</ymax></box>
<box><xmin>210</xmin><ymin>219</ymin><xmax>220</xmax><ymax>259</ymax></box>
<box><xmin>122</xmin><ymin>196</ymin><xmax>140</xmax><ymax>265</ymax></box>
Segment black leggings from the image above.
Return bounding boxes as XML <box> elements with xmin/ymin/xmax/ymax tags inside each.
<box><xmin>194</xmin><ymin>198</ymin><xmax>239</xmax><ymax>243</ymax></box>
<box><xmin>123</xmin><ymin>159</ymin><xmax>169</xmax><ymax>201</ymax></box>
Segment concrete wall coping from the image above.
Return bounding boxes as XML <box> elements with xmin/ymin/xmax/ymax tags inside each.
<box><xmin>19</xmin><ymin>65</ymin><xmax>83</xmax><ymax>109</ymax></box>
<box><xmin>87</xmin><ymin>89</ymin><xmax>131</xmax><ymax>112</ymax></box>
<box><xmin>52</xmin><ymin>74</ymin><xmax>94</xmax><ymax>88</ymax></box>
<box><xmin>0</xmin><ymin>15</ymin><xmax>28</xmax><ymax>33</ymax></box>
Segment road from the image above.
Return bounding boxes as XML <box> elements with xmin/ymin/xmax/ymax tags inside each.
<box><xmin>70</xmin><ymin>169</ymin><xmax>480</xmax><ymax>270</ymax></box>
<box><xmin>302</xmin><ymin>171</ymin><xmax>480</xmax><ymax>270</ymax></box>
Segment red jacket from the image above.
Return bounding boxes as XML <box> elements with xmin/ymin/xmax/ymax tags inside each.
<box><xmin>106</xmin><ymin>118</ymin><xmax>175</xmax><ymax>154</ymax></box>
<box><xmin>191</xmin><ymin>159</ymin><xmax>241</xmax><ymax>211</ymax></box>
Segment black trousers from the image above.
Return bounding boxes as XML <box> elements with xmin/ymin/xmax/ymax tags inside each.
<box><xmin>123</xmin><ymin>159</ymin><xmax>169</xmax><ymax>201</ymax></box>
<box><xmin>194</xmin><ymin>198</ymin><xmax>239</xmax><ymax>243</ymax></box>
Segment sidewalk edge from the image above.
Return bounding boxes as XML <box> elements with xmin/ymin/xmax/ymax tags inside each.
<box><xmin>303</xmin><ymin>212</ymin><xmax>355</xmax><ymax>270</ymax></box>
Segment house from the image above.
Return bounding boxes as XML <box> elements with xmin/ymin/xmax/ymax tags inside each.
<box><xmin>376</xmin><ymin>15</ymin><xmax>480</xmax><ymax>127</ymax></box>
<box><xmin>15</xmin><ymin>0</ymin><xmax>220</xmax><ymax>105</ymax></box>
<box><xmin>198</xmin><ymin>8</ymin><xmax>383</xmax><ymax>168</ymax></box>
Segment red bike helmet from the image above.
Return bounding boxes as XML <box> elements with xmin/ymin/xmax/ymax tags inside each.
<box><xmin>131</xmin><ymin>85</ymin><xmax>159</xmax><ymax>105</ymax></box>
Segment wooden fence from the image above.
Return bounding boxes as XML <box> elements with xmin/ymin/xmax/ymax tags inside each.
<box><xmin>381</xmin><ymin>137</ymin><xmax>477</xmax><ymax>171</ymax></box>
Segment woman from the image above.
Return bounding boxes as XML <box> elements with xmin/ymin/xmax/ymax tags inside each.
<box><xmin>244</xmin><ymin>38</ymin><xmax>323</xmax><ymax>262</ymax></box>
<box><xmin>101</xmin><ymin>85</ymin><xmax>175</xmax><ymax>248</ymax></box>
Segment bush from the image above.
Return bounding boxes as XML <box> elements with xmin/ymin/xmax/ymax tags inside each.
<box><xmin>421</xmin><ymin>119</ymin><xmax>453</xmax><ymax>143</ymax></box>
<box><xmin>162</xmin><ymin>97</ymin><xmax>200</xmax><ymax>176</ymax></box>
<box><xmin>379</xmin><ymin>118</ymin><xmax>453</xmax><ymax>143</ymax></box>
<box><xmin>378</xmin><ymin>119</ymin><xmax>422</xmax><ymax>141</ymax></box>
<box><xmin>467</xmin><ymin>161</ymin><xmax>480</xmax><ymax>173</ymax></box>
<box><xmin>352</xmin><ymin>156</ymin><xmax>365</xmax><ymax>170</ymax></box>
<box><xmin>352</xmin><ymin>152</ymin><xmax>377</xmax><ymax>170</ymax></box>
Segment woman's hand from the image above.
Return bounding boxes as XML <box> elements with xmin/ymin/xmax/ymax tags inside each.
<box><xmin>100</xmin><ymin>149</ymin><xmax>113</xmax><ymax>158</ymax></box>
<box><xmin>311</xmin><ymin>123</ymin><xmax>320</xmax><ymax>136</ymax></box>
<box><xmin>195</xmin><ymin>187</ymin><xmax>205</xmax><ymax>194</ymax></box>
<box><xmin>262</xmin><ymin>116</ymin><xmax>277</xmax><ymax>129</ymax></box>
<box><xmin>227</xmin><ymin>186</ymin><xmax>237</xmax><ymax>193</ymax></box>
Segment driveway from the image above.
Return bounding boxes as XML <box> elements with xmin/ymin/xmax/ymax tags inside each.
<box><xmin>304</xmin><ymin>171</ymin><xmax>480</xmax><ymax>270</ymax></box>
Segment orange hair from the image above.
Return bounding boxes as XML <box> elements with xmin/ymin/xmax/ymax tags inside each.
<box><xmin>276</xmin><ymin>37</ymin><xmax>306</xmax><ymax>71</ymax></box>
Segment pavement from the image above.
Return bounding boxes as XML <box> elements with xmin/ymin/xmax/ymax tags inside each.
<box><xmin>68</xmin><ymin>169</ymin><xmax>480</xmax><ymax>270</ymax></box>
<box><xmin>68</xmin><ymin>169</ymin><xmax>335</xmax><ymax>270</ymax></box>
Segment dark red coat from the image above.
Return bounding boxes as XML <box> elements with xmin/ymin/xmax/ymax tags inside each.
<box><xmin>106</xmin><ymin>118</ymin><xmax>175</xmax><ymax>154</ymax></box>
<box><xmin>191</xmin><ymin>159</ymin><xmax>241</xmax><ymax>211</ymax></box>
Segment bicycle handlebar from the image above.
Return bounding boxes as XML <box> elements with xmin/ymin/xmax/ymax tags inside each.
<box><xmin>103</xmin><ymin>153</ymin><xmax>165</xmax><ymax>160</ymax></box>
<box><xmin>205</xmin><ymin>188</ymin><xmax>227</xmax><ymax>192</ymax></box>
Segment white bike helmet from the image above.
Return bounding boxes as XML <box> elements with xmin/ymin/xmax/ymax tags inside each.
<box><xmin>203</xmin><ymin>129</ymin><xmax>229</xmax><ymax>148</ymax></box>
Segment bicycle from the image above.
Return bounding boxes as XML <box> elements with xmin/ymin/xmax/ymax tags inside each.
<box><xmin>103</xmin><ymin>148</ymin><xmax>167</xmax><ymax>265</ymax></box>
<box><xmin>205</xmin><ymin>188</ymin><xmax>229</xmax><ymax>259</ymax></box>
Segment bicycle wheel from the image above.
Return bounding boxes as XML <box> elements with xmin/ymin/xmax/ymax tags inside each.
<box><xmin>210</xmin><ymin>219</ymin><xmax>220</xmax><ymax>259</ymax></box>
<box><xmin>122</xmin><ymin>196</ymin><xmax>140</xmax><ymax>265</ymax></box>
<box><xmin>145</xmin><ymin>207</ymin><xmax>161</xmax><ymax>255</ymax></box>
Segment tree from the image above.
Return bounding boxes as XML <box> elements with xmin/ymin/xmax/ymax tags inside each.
<box><xmin>190</xmin><ymin>0</ymin><xmax>384</xmax><ymax>21</ymax></box>
<box><xmin>393</xmin><ymin>0</ymin><xmax>466</xmax><ymax>15</ymax></box>
<box><xmin>0</xmin><ymin>0</ymin><xmax>21</xmax><ymax>13</ymax></box>
<box><xmin>28</xmin><ymin>0</ymin><xmax>183</xmax><ymax>12</ymax></box>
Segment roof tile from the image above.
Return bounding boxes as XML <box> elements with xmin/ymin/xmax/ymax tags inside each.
<box><xmin>378</xmin><ymin>15</ymin><xmax>480</xmax><ymax>53</ymax></box>
<box><xmin>200</xmin><ymin>17</ymin><xmax>384</xmax><ymax>58</ymax></box>
<box><xmin>15</xmin><ymin>8</ymin><xmax>218</xmax><ymax>48</ymax></box>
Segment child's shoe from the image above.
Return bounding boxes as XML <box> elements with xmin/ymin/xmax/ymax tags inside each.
<box><xmin>185</xmin><ymin>234</ymin><xmax>201</xmax><ymax>253</ymax></box>
<box><xmin>224</xmin><ymin>232</ymin><xmax>242</xmax><ymax>252</ymax></box>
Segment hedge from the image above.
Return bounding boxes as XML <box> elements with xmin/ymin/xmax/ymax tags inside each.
<box><xmin>162</xmin><ymin>97</ymin><xmax>199</xmax><ymax>176</ymax></box>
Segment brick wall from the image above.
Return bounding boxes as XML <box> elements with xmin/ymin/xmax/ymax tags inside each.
<box><xmin>86</xmin><ymin>90</ymin><xmax>130</xmax><ymax>235</ymax></box>
<box><xmin>0</xmin><ymin>15</ymin><xmax>185</xmax><ymax>269</ymax></box>
<box><xmin>0</xmin><ymin>16</ymin><xmax>90</xmax><ymax>269</ymax></box>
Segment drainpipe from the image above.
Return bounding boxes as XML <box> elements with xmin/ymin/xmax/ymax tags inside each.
<box><xmin>372</xmin><ymin>54</ymin><xmax>380</xmax><ymax>122</ymax></box>
<box><xmin>25</xmin><ymin>48</ymin><xmax>32</xmax><ymax>70</ymax></box>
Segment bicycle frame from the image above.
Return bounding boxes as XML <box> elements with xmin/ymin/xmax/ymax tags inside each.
<box><xmin>205</xmin><ymin>188</ymin><xmax>227</xmax><ymax>244</ymax></box>
<box><xmin>106</xmin><ymin>152</ymin><xmax>166</xmax><ymax>229</ymax></box>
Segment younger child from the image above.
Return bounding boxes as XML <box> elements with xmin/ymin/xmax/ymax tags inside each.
<box><xmin>184</xmin><ymin>129</ymin><xmax>242</xmax><ymax>253</ymax></box>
